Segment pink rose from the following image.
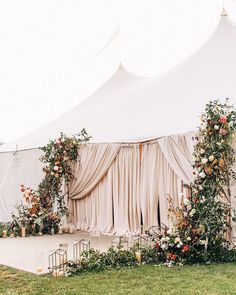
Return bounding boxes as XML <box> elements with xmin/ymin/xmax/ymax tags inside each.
<box><xmin>219</xmin><ymin>128</ymin><xmax>227</xmax><ymax>136</ymax></box>
<box><xmin>219</xmin><ymin>116</ymin><xmax>227</xmax><ymax>124</ymax></box>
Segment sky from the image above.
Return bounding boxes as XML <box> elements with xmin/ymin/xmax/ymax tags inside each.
<box><xmin>0</xmin><ymin>0</ymin><xmax>236</xmax><ymax>143</ymax></box>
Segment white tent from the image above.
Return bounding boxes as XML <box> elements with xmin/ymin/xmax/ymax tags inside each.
<box><xmin>1</xmin><ymin>12</ymin><xmax>236</xmax><ymax>224</ymax></box>
<box><xmin>0</xmin><ymin>66</ymin><xmax>150</xmax><ymax>221</ymax></box>
<box><xmin>1</xmin><ymin>13</ymin><xmax>236</xmax><ymax>151</ymax></box>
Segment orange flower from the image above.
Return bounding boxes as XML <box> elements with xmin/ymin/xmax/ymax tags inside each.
<box><xmin>219</xmin><ymin>158</ymin><xmax>225</xmax><ymax>169</ymax></box>
<box><xmin>168</xmin><ymin>253</ymin><xmax>177</xmax><ymax>260</ymax></box>
<box><xmin>204</xmin><ymin>166</ymin><xmax>213</xmax><ymax>175</ymax></box>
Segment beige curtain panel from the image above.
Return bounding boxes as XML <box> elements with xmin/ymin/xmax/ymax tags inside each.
<box><xmin>68</xmin><ymin>143</ymin><xmax>121</xmax><ymax>200</ymax></box>
<box><xmin>68</xmin><ymin>134</ymin><xmax>194</xmax><ymax>234</ymax></box>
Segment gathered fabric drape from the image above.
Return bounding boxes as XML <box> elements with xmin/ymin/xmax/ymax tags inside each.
<box><xmin>68</xmin><ymin>143</ymin><xmax>121</xmax><ymax>200</ymax></box>
<box><xmin>157</xmin><ymin>132</ymin><xmax>194</xmax><ymax>184</ymax></box>
<box><xmin>69</xmin><ymin>135</ymin><xmax>194</xmax><ymax>235</ymax></box>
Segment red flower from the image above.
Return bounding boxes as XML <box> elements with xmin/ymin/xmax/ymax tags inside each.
<box><xmin>182</xmin><ymin>245</ymin><xmax>190</xmax><ymax>253</ymax></box>
<box><xmin>20</xmin><ymin>185</ymin><xmax>25</xmax><ymax>192</ymax></box>
<box><xmin>155</xmin><ymin>243</ymin><xmax>160</xmax><ymax>250</ymax></box>
<box><xmin>219</xmin><ymin>116</ymin><xmax>227</xmax><ymax>124</ymax></box>
<box><xmin>169</xmin><ymin>253</ymin><xmax>177</xmax><ymax>260</ymax></box>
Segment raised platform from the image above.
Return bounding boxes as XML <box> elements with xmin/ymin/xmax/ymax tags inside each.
<box><xmin>0</xmin><ymin>231</ymin><xmax>115</xmax><ymax>274</ymax></box>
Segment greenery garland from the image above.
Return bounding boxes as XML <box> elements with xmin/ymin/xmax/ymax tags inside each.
<box><xmin>152</xmin><ymin>99</ymin><xmax>236</xmax><ymax>264</ymax></box>
<box><xmin>65</xmin><ymin>99</ymin><xmax>236</xmax><ymax>274</ymax></box>
<box><xmin>9</xmin><ymin>129</ymin><xmax>91</xmax><ymax>236</ymax></box>
<box><xmin>39</xmin><ymin>129</ymin><xmax>91</xmax><ymax>215</ymax></box>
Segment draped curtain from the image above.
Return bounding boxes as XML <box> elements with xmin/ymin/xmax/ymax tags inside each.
<box><xmin>68</xmin><ymin>133</ymin><xmax>194</xmax><ymax>234</ymax></box>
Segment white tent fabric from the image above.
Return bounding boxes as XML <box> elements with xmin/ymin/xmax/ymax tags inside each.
<box><xmin>0</xmin><ymin>149</ymin><xmax>43</xmax><ymax>221</ymax></box>
<box><xmin>1</xmin><ymin>14</ymin><xmax>236</xmax><ymax>225</ymax></box>
<box><xmin>1</xmin><ymin>15</ymin><xmax>236</xmax><ymax>152</ymax></box>
<box><xmin>0</xmin><ymin>66</ymin><xmax>150</xmax><ymax>152</ymax></box>
<box><xmin>0</xmin><ymin>67</ymin><xmax>150</xmax><ymax>221</ymax></box>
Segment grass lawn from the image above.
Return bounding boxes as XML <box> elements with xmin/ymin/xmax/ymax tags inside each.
<box><xmin>0</xmin><ymin>263</ymin><xmax>236</xmax><ymax>295</ymax></box>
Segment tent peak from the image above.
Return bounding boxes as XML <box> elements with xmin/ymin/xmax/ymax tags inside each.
<box><xmin>221</xmin><ymin>7</ymin><xmax>228</xmax><ymax>16</ymax></box>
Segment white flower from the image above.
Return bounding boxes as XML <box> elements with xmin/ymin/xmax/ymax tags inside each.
<box><xmin>199</xmin><ymin>172</ymin><xmax>206</xmax><ymax>178</ymax></box>
<box><xmin>177</xmin><ymin>244</ymin><xmax>181</xmax><ymax>248</ymax></box>
<box><xmin>187</xmin><ymin>237</ymin><xmax>191</xmax><ymax>241</ymax></box>
<box><xmin>214</xmin><ymin>125</ymin><xmax>219</xmax><ymax>130</ymax></box>
<box><xmin>200</xmin><ymin>149</ymin><xmax>205</xmax><ymax>155</ymax></box>
<box><xmin>201</xmin><ymin>122</ymin><xmax>207</xmax><ymax>130</ymax></box>
<box><xmin>179</xmin><ymin>193</ymin><xmax>184</xmax><ymax>198</ymax></box>
<box><xmin>228</xmin><ymin>121</ymin><xmax>234</xmax><ymax>127</ymax></box>
<box><xmin>189</xmin><ymin>209</ymin><xmax>196</xmax><ymax>217</ymax></box>
<box><xmin>160</xmin><ymin>237</ymin><xmax>166</xmax><ymax>243</ymax></box>
<box><xmin>166</xmin><ymin>229</ymin><xmax>172</xmax><ymax>235</ymax></box>
<box><xmin>201</xmin><ymin>158</ymin><xmax>208</xmax><ymax>164</ymax></box>
<box><xmin>183</xmin><ymin>197</ymin><xmax>190</xmax><ymax>206</ymax></box>
<box><xmin>161</xmin><ymin>244</ymin><xmax>168</xmax><ymax>250</ymax></box>
<box><xmin>209</xmin><ymin>155</ymin><xmax>214</xmax><ymax>162</ymax></box>
<box><xmin>187</xmin><ymin>204</ymin><xmax>192</xmax><ymax>211</ymax></box>
<box><xmin>165</xmin><ymin>237</ymin><xmax>170</xmax><ymax>242</ymax></box>
<box><xmin>200</xmin><ymin>196</ymin><xmax>206</xmax><ymax>203</ymax></box>
<box><xmin>174</xmin><ymin>237</ymin><xmax>180</xmax><ymax>243</ymax></box>
<box><xmin>199</xmin><ymin>185</ymin><xmax>203</xmax><ymax>190</ymax></box>
<box><xmin>199</xmin><ymin>240</ymin><xmax>207</xmax><ymax>246</ymax></box>
<box><xmin>54</xmin><ymin>166</ymin><xmax>59</xmax><ymax>171</ymax></box>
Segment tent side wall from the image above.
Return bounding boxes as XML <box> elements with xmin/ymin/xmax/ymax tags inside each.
<box><xmin>0</xmin><ymin>149</ymin><xmax>43</xmax><ymax>221</ymax></box>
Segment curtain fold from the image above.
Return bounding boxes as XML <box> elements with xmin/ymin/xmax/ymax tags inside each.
<box><xmin>68</xmin><ymin>143</ymin><xmax>121</xmax><ymax>200</ymax></box>
<box><xmin>157</xmin><ymin>132</ymin><xmax>194</xmax><ymax>184</ymax></box>
<box><xmin>69</xmin><ymin>135</ymin><xmax>194</xmax><ymax>234</ymax></box>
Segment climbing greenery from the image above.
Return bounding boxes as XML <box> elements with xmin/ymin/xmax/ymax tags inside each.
<box><xmin>10</xmin><ymin>129</ymin><xmax>91</xmax><ymax>236</ymax></box>
<box><xmin>152</xmin><ymin>99</ymin><xmax>236</xmax><ymax>265</ymax></box>
<box><xmin>39</xmin><ymin>129</ymin><xmax>91</xmax><ymax>215</ymax></box>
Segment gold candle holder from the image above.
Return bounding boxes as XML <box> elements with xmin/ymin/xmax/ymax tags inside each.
<box><xmin>135</xmin><ymin>251</ymin><xmax>142</xmax><ymax>265</ymax></box>
<box><xmin>2</xmin><ymin>230</ymin><xmax>7</xmax><ymax>238</ymax></box>
<box><xmin>21</xmin><ymin>227</ymin><xmax>26</xmax><ymax>237</ymax></box>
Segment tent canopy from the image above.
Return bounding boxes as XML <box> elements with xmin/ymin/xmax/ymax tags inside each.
<box><xmin>1</xmin><ymin>14</ymin><xmax>236</xmax><ymax>151</ymax></box>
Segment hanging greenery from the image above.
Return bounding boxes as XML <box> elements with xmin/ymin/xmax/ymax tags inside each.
<box><xmin>39</xmin><ymin>128</ymin><xmax>91</xmax><ymax>215</ymax></box>
<box><xmin>150</xmin><ymin>99</ymin><xmax>236</xmax><ymax>265</ymax></box>
<box><xmin>10</xmin><ymin>129</ymin><xmax>91</xmax><ymax>236</ymax></box>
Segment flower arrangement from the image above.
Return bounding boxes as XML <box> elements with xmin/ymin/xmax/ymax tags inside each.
<box><xmin>145</xmin><ymin>99</ymin><xmax>236</xmax><ymax>265</ymax></box>
<box><xmin>39</xmin><ymin>129</ymin><xmax>91</xmax><ymax>215</ymax></box>
<box><xmin>8</xmin><ymin>129</ymin><xmax>91</xmax><ymax>237</ymax></box>
<box><xmin>50</xmin><ymin>99</ymin><xmax>236</xmax><ymax>275</ymax></box>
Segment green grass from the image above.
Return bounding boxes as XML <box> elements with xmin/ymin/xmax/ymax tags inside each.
<box><xmin>0</xmin><ymin>263</ymin><xmax>236</xmax><ymax>295</ymax></box>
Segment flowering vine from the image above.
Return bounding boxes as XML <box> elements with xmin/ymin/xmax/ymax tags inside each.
<box><xmin>147</xmin><ymin>99</ymin><xmax>236</xmax><ymax>265</ymax></box>
<box><xmin>39</xmin><ymin>129</ymin><xmax>91</xmax><ymax>215</ymax></box>
<box><xmin>11</xmin><ymin>129</ymin><xmax>91</xmax><ymax>236</ymax></box>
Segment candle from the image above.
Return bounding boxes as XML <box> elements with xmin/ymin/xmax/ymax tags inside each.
<box><xmin>135</xmin><ymin>251</ymin><xmax>142</xmax><ymax>264</ymax></box>
<box><xmin>60</xmin><ymin>256</ymin><xmax>67</xmax><ymax>265</ymax></box>
<box><xmin>36</xmin><ymin>266</ymin><xmax>43</xmax><ymax>274</ymax></box>
<box><xmin>2</xmin><ymin>230</ymin><xmax>7</xmax><ymax>238</ymax></box>
<box><xmin>58</xmin><ymin>227</ymin><xmax>63</xmax><ymax>234</ymax></box>
<box><xmin>21</xmin><ymin>227</ymin><xmax>26</xmax><ymax>237</ymax></box>
<box><xmin>52</xmin><ymin>269</ymin><xmax>64</xmax><ymax>277</ymax></box>
<box><xmin>69</xmin><ymin>224</ymin><xmax>74</xmax><ymax>234</ymax></box>
<box><xmin>9</xmin><ymin>233</ymin><xmax>14</xmax><ymax>238</ymax></box>
<box><xmin>63</xmin><ymin>226</ymin><xmax>68</xmax><ymax>234</ymax></box>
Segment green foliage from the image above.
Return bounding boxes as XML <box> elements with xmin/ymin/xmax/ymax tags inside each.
<box><xmin>66</xmin><ymin>246</ymin><xmax>136</xmax><ymax>275</ymax></box>
<box><xmin>39</xmin><ymin>129</ymin><xmax>91</xmax><ymax>215</ymax></box>
<box><xmin>6</xmin><ymin>129</ymin><xmax>91</xmax><ymax>237</ymax></box>
<box><xmin>148</xmin><ymin>99</ymin><xmax>236</xmax><ymax>265</ymax></box>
